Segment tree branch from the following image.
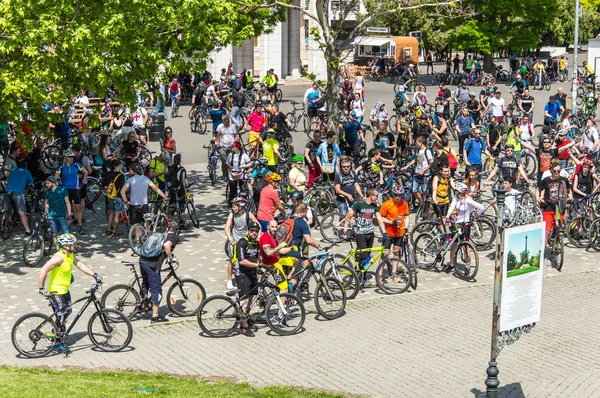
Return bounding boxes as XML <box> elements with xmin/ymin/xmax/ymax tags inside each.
<box><xmin>238</xmin><ymin>0</ymin><xmax>319</xmax><ymax>22</ymax></box>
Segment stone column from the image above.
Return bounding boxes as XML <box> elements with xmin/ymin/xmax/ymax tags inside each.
<box><xmin>287</xmin><ymin>0</ymin><xmax>301</xmax><ymax>77</ymax></box>
<box><xmin>232</xmin><ymin>39</ymin><xmax>254</xmax><ymax>74</ymax></box>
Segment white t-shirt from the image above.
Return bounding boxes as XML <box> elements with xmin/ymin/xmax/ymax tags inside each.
<box><xmin>504</xmin><ymin>188</ymin><xmax>520</xmax><ymax>214</ymax></box>
<box><xmin>216</xmin><ymin>123</ymin><xmax>237</xmax><ymax>148</ymax></box>
<box><xmin>488</xmin><ymin>97</ymin><xmax>505</xmax><ymax>117</ymax></box>
<box><xmin>582</xmin><ymin>127</ymin><xmax>599</xmax><ymax>151</ymax></box>
<box><xmin>415</xmin><ymin>148</ymin><xmax>433</xmax><ymax>176</ymax></box>
<box><xmin>131</xmin><ymin>107</ymin><xmax>147</xmax><ymax>128</ymax></box>
<box><xmin>446</xmin><ymin>196</ymin><xmax>484</xmax><ymax>223</ymax></box>
<box><xmin>126</xmin><ymin>175</ymin><xmax>152</xmax><ymax>206</ymax></box>
<box><xmin>355</xmin><ymin>76</ymin><xmax>364</xmax><ymax>92</ymax></box>
<box><xmin>205</xmin><ymin>85</ymin><xmax>215</xmax><ymax>101</ymax></box>
<box><xmin>351</xmin><ymin>100</ymin><xmax>364</xmax><ymax>117</ymax></box>
<box><xmin>518</xmin><ymin>123</ymin><xmax>534</xmax><ymax>141</ymax></box>
<box><xmin>226</xmin><ymin>152</ymin><xmax>250</xmax><ymax>180</ymax></box>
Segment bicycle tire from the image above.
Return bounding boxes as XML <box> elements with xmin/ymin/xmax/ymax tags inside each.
<box><xmin>128</xmin><ymin>223</ymin><xmax>150</xmax><ymax>255</ymax></box>
<box><xmin>405</xmin><ymin>246</ymin><xmax>418</xmax><ymax>290</ymax></box>
<box><xmin>22</xmin><ymin>233</ymin><xmax>45</xmax><ymax>267</ymax></box>
<box><xmin>101</xmin><ymin>283</ymin><xmax>142</xmax><ymax>320</ymax></box>
<box><xmin>138</xmin><ymin>146</ymin><xmax>153</xmax><ymax>169</ymax></box>
<box><xmin>499</xmin><ymin>70</ymin><xmax>510</xmax><ymax>82</ymax></box>
<box><xmin>520</xmin><ymin>152</ymin><xmax>538</xmax><ymax>180</ymax></box>
<box><xmin>87</xmin><ymin>308</ymin><xmax>133</xmax><ymax>352</ymax></box>
<box><xmin>589</xmin><ymin>219</ymin><xmax>600</xmax><ymax>251</ymax></box>
<box><xmin>319</xmin><ymin>212</ymin><xmax>346</xmax><ymax>243</ymax></box>
<box><xmin>448</xmin><ymin>124</ymin><xmax>458</xmax><ymax>141</ymax></box>
<box><xmin>285</xmin><ymin>112</ymin><xmax>297</xmax><ymax>131</ymax></box>
<box><xmin>409</xmin><ymin>220</ymin><xmax>442</xmax><ymax>247</ymax></box>
<box><xmin>12</xmin><ymin>312</ymin><xmax>58</xmax><ymax>358</ymax></box>
<box><xmin>167</xmin><ymin>278</ymin><xmax>206</xmax><ymax>316</ymax></box>
<box><xmin>41</xmin><ymin>144</ymin><xmax>62</xmax><ymax>170</ymax></box>
<box><xmin>470</xmin><ymin>216</ymin><xmax>496</xmax><ymax>251</ymax></box>
<box><xmin>275</xmin><ymin>89</ymin><xmax>283</xmax><ymax>102</ymax></box>
<box><xmin>85</xmin><ymin>177</ymin><xmax>101</xmax><ymax>205</ymax></box>
<box><xmin>323</xmin><ymin>261</ymin><xmax>360</xmax><ymax>300</ymax></box>
<box><xmin>314</xmin><ymin>277</ymin><xmax>346</xmax><ymax>320</ymax></box>
<box><xmin>209</xmin><ymin>155</ymin><xmax>218</xmax><ymax>185</ymax></box>
<box><xmin>265</xmin><ymin>292</ymin><xmax>305</xmax><ymax>336</ymax></box>
<box><xmin>566</xmin><ymin>216</ymin><xmax>592</xmax><ymax>248</ymax></box>
<box><xmin>186</xmin><ymin>200</ymin><xmax>200</xmax><ymax>228</ymax></box>
<box><xmin>388</xmin><ymin>115</ymin><xmax>398</xmax><ymax>133</ymax></box>
<box><xmin>413</xmin><ymin>232</ymin><xmax>439</xmax><ymax>270</ymax></box>
<box><xmin>197</xmin><ymin>295</ymin><xmax>239</xmax><ymax>337</ymax></box>
<box><xmin>188</xmin><ymin>107</ymin><xmax>195</xmax><ymax>120</ymax></box>
<box><xmin>452</xmin><ymin>241</ymin><xmax>479</xmax><ymax>280</ymax></box>
<box><xmin>1</xmin><ymin>210</ymin><xmax>14</xmax><ymax>240</ymax></box>
<box><xmin>554</xmin><ymin>235</ymin><xmax>565</xmax><ymax>271</ymax></box>
<box><xmin>375</xmin><ymin>258</ymin><xmax>412</xmax><ymax>294</ymax></box>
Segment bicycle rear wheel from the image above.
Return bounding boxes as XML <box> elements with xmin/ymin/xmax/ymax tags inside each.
<box><xmin>323</xmin><ymin>261</ymin><xmax>360</xmax><ymax>300</ymax></box>
<box><xmin>22</xmin><ymin>232</ymin><xmax>45</xmax><ymax>267</ymax></box>
<box><xmin>319</xmin><ymin>212</ymin><xmax>347</xmax><ymax>243</ymax></box>
<box><xmin>41</xmin><ymin>144</ymin><xmax>62</xmax><ymax>170</ymax></box>
<box><xmin>1</xmin><ymin>210</ymin><xmax>14</xmax><ymax>240</ymax></box>
<box><xmin>101</xmin><ymin>283</ymin><xmax>142</xmax><ymax>320</ymax></box>
<box><xmin>265</xmin><ymin>293</ymin><xmax>305</xmax><ymax>336</ymax></box>
<box><xmin>470</xmin><ymin>217</ymin><xmax>496</xmax><ymax>251</ymax></box>
<box><xmin>375</xmin><ymin>258</ymin><xmax>412</xmax><ymax>294</ymax></box>
<box><xmin>452</xmin><ymin>241</ymin><xmax>479</xmax><ymax>280</ymax></box>
<box><xmin>128</xmin><ymin>223</ymin><xmax>150</xmax><ymax>255</ymax></box>
<box><xmin>197</xmin><ymin>295</ymin><xmax>239</xmax><ymax>337</ymax></box>
<box><xmin>314</xmin><ymin>277</ymin><xmax>346</xmax><ymax>320</ymax></box>
<box><xmin>412</xmin><ymin>232</ymin><xmax>439</xmax><ymax>271</ymax></box>
<box><xmin>553</xmin><ymin>235</ymin><xmax>565</xmax><ymax>271</ymax></box>
<box><xmin>12</xmin><ymin>312</ymin><xmax>58</xmax><ymax>358</ymax></box>
<box><xmin>186</xmin><ymin>200</ymin><xmax>200</xmax><ymax>228</ymax></box>
<box><xmin>589</xmin><ymin>219</ymin><xmax>600</xmax><ymax>251</ymax></box>
<box><xmin>167</xmin><ymin>278</ymin><xmax>206</xmax><ymax>316</ymax></box>
<box><xmin>87</xmin><ymin>309</ymin><xmax>133</xmax><ymax>352</ymax></box>
<box><xmin>519</xmin><ymin>152</ymin><xmax>537</xmax><ymax>180</ymax></box>
<box><xmin>566</xmin><ymin>216</ymin><xmax>593</xmax><ymax>248</ymax></box>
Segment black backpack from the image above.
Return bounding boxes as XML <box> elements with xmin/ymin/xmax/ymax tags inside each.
<box><xmin>253</xmin><ymin>171</ymin><xmax>268</xmax><ymax>195</ymax></box>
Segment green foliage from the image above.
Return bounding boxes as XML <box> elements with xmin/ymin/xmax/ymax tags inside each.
<box><xmin>507</xmin><ymin>250</ymin><xmax>517</xmax><ymax>270</ymax></box>
<box><xmin>530</xmin><ymin>252</ymin><xmax>541</xmax><ymax>268</ymax></box>
<box><xmin>519</xmin><ymin>249</ymin><xmax>530</xmax><ymax>267</ymax></box>
<box><xmin>542</xmin><ymin>0</ymin><xmax>600</xmax><ymax>46</ymax></box>
<box><xmin>0</xmin><ymin>0</ymin><xmax>283</xmax><ymax>130</ymax></box>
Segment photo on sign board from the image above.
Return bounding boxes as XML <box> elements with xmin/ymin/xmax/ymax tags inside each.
<box><xmin>504</xmin><ymin>227</ymin><xmax>543</xmax><ymax>278</ymax></box>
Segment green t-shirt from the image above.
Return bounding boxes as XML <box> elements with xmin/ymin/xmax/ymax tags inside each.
<box><xmin>351</xmin><ymin>200</ymin><xmax>379</xmax><ymax>235</ymax></box>
<box><xmin>466</xmin><ymin>58</ymin><xmax>475</xmax><ymax>69</ymax></box>
<box><xmin>44</xmin><ymin>186</ymin><xmax>69</xmax><ymax>218</ymax></box>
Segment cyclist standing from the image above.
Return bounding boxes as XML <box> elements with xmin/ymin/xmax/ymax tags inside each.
<box><xmin>334</xmin><ymin>157</ymin><xmax>363</xmax><ymax>216</ymax></box>
<box><xmin>38</xmin><ymin>233</ymin><xmax>102</xmax><ymax>351</ymax></box>
<box><xmin>379</xmin><ymin>184</ymin><xmax>410</xmax><ymax>269</ymax></box>
<box><xmin>304</xmin><ymin>129</ymin><xmax>322</xmax><ymax>189</ymax></box>
<box><xmin>57</xmin><ymin>150</ymin><xmax>88</xmax><ymax>235</ymax></box>
<box><xmin>257</xmin><ymin>173</ymin><xmax>285</xmax><ymax>232</ymax></box>
<box><xmin>103</xmin><ymin>159</ymin><xmax>126</xmax><ymax>236</ymax></box>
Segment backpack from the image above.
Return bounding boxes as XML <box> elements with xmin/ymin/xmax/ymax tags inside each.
<box><xmin>106</xmin><ymin>173</ymin><xmax>121</xmax><ymax>200</ymax></box>
<box><xmin>275</xmin><ymin>218</ymin><xmax>295</xmax><ymax>246</ymax></box>
<box><xmin>253</xmin><ymin>171</ymin><xmax>268</xmax><ymax>195</ymax></box>
<box><xmin>444</xmin><ymin>149</ymin><xmax>458</xmax><ymax>171</ymax></box>
<box><xmin>139</xmin><ymin>232</ymin><xmax>167</xmax><ymax>258</ymax></box>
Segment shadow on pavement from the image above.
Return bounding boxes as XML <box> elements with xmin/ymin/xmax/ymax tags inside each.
<box><xmin>470</xmin><ymin>382</ymin><xmax>525</xmax><ymax>397</ymax></box>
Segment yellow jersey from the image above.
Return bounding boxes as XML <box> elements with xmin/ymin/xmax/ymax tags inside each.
<box><xmin>48</xmin><ymin>251</ymin><xmax>75</xmax><ymax>295</ymax></box>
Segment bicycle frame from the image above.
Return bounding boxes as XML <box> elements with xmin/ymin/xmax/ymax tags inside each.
<box><xmin>339</xmin><ymin>245</ymin><xmax>386</xmax><ymax>273</ymax></box>
<box><xmin>47</xmin><ymin>287</ymin><xmax>106</xmax><ymax>337</ymax></box>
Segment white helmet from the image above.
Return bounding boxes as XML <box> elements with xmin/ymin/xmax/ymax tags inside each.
<box><xmin>409</xmin><ymin>64</ymin><xmax>415</xmax><ymax>67</ymax></box>
<box><xmin>56</xmin><ymin>233</ymin><xmax>77</xmax><ymax>247</ymax></box>
<box><xmin>454</xmin><ymin>182</ymin><xmax>468</xmax><ymax>194</ymax></box>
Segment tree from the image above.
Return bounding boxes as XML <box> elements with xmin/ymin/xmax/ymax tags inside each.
<box><xmin>245</xmin><ymin>0</ymin><xmax>468</xmax><ymax>126</ymax></box>
<box><xmin>530</xmin><ymin>252</ymin><xmax>541</xmax><ymax>269</ymax></box>
<box><xmin>506</xmin><ymin>250</ymin><xmax>517</xmax><ymax>271</ymax></box>
<box><xmin>0</xmin><ymin>0</ymin><xmax>283</xmax><ymax>134</ymax></box>
<box><xmin>519</xmin><ymin>249</ymin><xmax>530</xmax><ymax>267</ymax></box>
<box><xmin>542</xmin><ymin>0</ymin><xmax>600</xmax><ymax>47</ymax></box>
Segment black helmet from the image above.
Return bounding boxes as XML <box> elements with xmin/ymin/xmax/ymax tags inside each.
<box><xmin>290</xmin><ymin>190</ymin><xmax>304</xmax><ymax>201</ymax></box>
<box><xmin>248</xmin><ymin>221</ymin><xmax>260</xmax><ymax>231</ymax></box>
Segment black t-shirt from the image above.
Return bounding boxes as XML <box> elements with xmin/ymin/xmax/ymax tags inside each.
<box><xmin>520</xmin><ymin>95</ymin><xmax>534</xmax><ymax>112</ymax></box>
<box><xmin>192</xmin><ymin>87</ymin><xmax>204</xmax><ymax>106</ymax></box>
<box><xmin>360</xmin><ymin>159</ymin><xmax>381</xmax><ymax>185</ymax></box>
<box><xmin>430</xmin><ymin>152</ymin><xmax>449</xmax><ymax>177</ymax></box>
<box><xmin>488</xmin><ymin>123</ymin><xmax>504</xmax><ymax>148</ymax></box>
<box><xmin>556</xmin><ymin>93</ymin><xmax>567</xmax><ymax>107</ymax></box>
<box><xmin>334</xmin><ymin>170</ymin><xmax>359</xmax><ymax>198</ymax></box>
<box><xmin>497</xmin><ymin>156</ymin><xmax>519</xmax><ymax>180</ymax></box>
<box><xmin>122</xmin><ymin>140</ymin><xmax>139</xmax><ymax>157</ymax></box>
<box><xmin>305</xmin><ymin>140</ymin><xmax>320</xmax><ymax>164</ymax></box>
<box><xmin>375</xmin><ymin>131</ymin><xmax>395</xmax><ymax>159</ymax></box>
<box><xmin>467</xmin><ymin>99</ymin><xmax>479</xmax><ymax>114</ymax></box>
<box><xmin>27</xmin><ymin>148</ymin><xmax>44</xmax><ymax>177</ymax></box>
<box><xmin>232</xmin><ymin>91</ymin><xmax>245</xmax><ymax>108</ymax></box>
<box><xmin>235</xmin><ymin>237</ymin><xmax>259</xmax><ymax>274</ymax></box>
<box><xmin>535</xmin><ymin>147</ymin><xmax>559</xmax><ymax>174</ymax></box>
<box><xmin>415</xmin><ymin>124</ymin><xmax>431</xmax><ymax>139</ymax></box>
<box><xmin>442</xmin><ymin>88</ymin><xmax>452</xmax><ymax>99</ymax></box>
<box><xmin>102</xmin><ymin>170</ymin><xmax>126</xmax><ymax>192</ymax></box>
<box><xmin>539</xmin><ymin>176</ymin><xmax>570</xmax><ymax>212</ymax></box>
<box><xmin>575</xmin><ymin>171</ymin><xmax>593</xmax><ymax>198</ymax></box>
<box><xmin>140</xmin><ymin>234</ymin><xmax>181</xmax><ymax>270</ymax></box>
<box><xmin>271</xmin><ymin>112</ymin><xmax>288</xmax><ymax>133</ymax></box>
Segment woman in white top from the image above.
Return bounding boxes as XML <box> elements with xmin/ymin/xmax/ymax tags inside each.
<box><xmin>369</xmin><ymin>101</ymin><xmax>389</xmax><ymax>135</ymax></box>
<box><xmin>412</xmin><ymin>85</ymin><xmax>428</xmax><ymax>106</ymax></box>
<box><xmin>354</xmin><ymin>72</ymin><xmax>365</xmax><ymax>99</ymax></box>
<box><xmin>444</xmin><ymin>182</ymin><xmax>484</xmax><ymax>275</ymax></box>
<box><xmin>350</xmin><ymin>93</ymin><xmax>365</xmax><ymax>124</ymax></box>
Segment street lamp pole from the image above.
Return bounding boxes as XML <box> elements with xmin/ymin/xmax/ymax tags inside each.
<box><xmin>572</xmin><ymin>0</ymin><xmax>581</xmax><ymax>112</ymax></box>
<box><xmin>485</xmin><ymin>188</ymin><xmax>506</xmax><ymax>397</ymax></box>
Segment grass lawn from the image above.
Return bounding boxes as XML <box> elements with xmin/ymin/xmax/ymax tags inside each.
<box><xmin>0</xmin><ymin>366</ymin><xmax>345</xmax><ymax>398</ymax></box>
<box><xmin>507</xmin><ymin>266</ymin><xmax>540</xmax><ymax>278</ymax></box>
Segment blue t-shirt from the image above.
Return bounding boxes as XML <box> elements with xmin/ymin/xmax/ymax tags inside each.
<box><xmin>44</xmin><ymin>186</ymin><xmax>69</xmax><ymax>218</ymax></box>
<box><xmin>6</xmin><ymin>168</ymin><xmax>33</xmax><ymax>194</ymax></box>
<box><xmin>58</xmin><ymin>162</ymin><xmax>83</xmax><ymax>189</ymax></box>
<box><xmin>306</xmin><ymin>90</ymin><xmax>320</xmax><ymax>108</ymax></box>
<box><xmin>344</xmin><ymin>120</ymin><xmax>361</xmax><ymax>144</ymax></box>
<box><xmin>465</xmin><ymin>138</ymin><xmax>486</xmax><ymax>165</ymax></box>
<box><xmin>209</xmin><ymin>108</ymin><xmax>225</xmax><ymax>131</ymax></box>
<box><xmin>544</xmin><ymin>100</ymin><xmax>563</xmax><ymax>119</ymax></box>
<box><xmin>455</xmin><ymin>115</ymin><xmax>475</xmax><ymax>137</ymax></box>
<box><xmin>291</xmin><ymin>217</ymin><xmax>310</xmax><ymax>248</ymax></box>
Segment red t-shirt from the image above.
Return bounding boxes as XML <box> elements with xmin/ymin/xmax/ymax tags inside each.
<box><xmin>557</xmin><ymin>139</ymin><xmax>571</xmax><ymax>160</ymax></box>
<box><xmin>257</xmin><ymin>185</ymin><xmax>279</xmax><ymax>221</ymax></box>
<box><xmin>259</xmin><ymin>232</ymin><xmax>279</xmax><ymax>265</ymax></box>
<box><xmin>162</xmin><ymin>137</ymin><xmax>175</xmax><ymax>151</ymax></box>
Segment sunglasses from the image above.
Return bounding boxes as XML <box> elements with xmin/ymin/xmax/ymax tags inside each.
<box><xmin>342</xmin><ymin>165</ymin><xmax>351</xmax><ymax>169</ymax></box>
<box><xmin>393</xmin><ymin>193</ymin><xmax>403</xmax><ymax>197</ymax></box>
<box><xmin>552</xmin><ymin>169</ymin><xmax>560</xmax><ymax>174</ymax></box>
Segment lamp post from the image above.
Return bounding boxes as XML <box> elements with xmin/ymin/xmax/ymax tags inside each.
<box><xmin>571</xmin><ymin>0</ymin><xmax>581</xmax><ymax>112</ymax></box>
<box><xmin>485</xmin><ymin>187</ymin><xmax>506</xmax><ymax>397</ymax></box>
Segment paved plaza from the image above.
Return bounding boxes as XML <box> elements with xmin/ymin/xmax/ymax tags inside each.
<box><xmin>1</xmin><ymin>76</ymin><xmax>600</xmax><ymax>397</ymax></box>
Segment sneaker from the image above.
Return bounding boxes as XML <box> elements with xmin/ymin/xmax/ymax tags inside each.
<box><xmin>151</xmin><ymin>316</ymin><xmax>169</xmax><ymax>324</ymax></box>
<box><xmin>105</xmin><ymin>230</ymin><xmax>112</xmax><ymax>236</ymax></box>
<box><xmin>55</xmin><ymin>343</ymin><xmax>70</xmax><ymax>352</ymax></box>
<box><xmin>24</xmin><ymin>230</ymin><xmax>33</xmax><ymax>236</ymax></box>
<box><xmin>112</xmin><ymin>231</ymin><xmax>122</xmax><ymax>236</ymax></box>
<box><xmin>226</xmin><ymin>280</ymin><xmax>234</xmax><ymax>290</ymax></box>
<box><xmin>243</xmin><ymin>327</ymin><xmax>255</xmax><ymax>337</ymax></box>
<box><xmin>79</xmin><ymin>227</ymin><xmax>85</xmax><ymax>235</ymax></box>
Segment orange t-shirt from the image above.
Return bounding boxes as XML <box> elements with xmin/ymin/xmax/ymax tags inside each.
<box><xmin>379</xmin><ymin>199</ymin><xmax>409</xmax><ymax>237</ymax></box>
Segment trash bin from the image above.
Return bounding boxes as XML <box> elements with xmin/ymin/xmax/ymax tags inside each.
<box><xmin>149</xmin><ymin>114</ymin><xmax>164</xmax><ymax>142</ymax></box>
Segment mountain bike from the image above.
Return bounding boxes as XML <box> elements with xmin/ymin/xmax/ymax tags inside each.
<box><xmin>22</xmin><ymin>212</ymin><xmax>54</xmax><ymax>267</ymax></box>
<box><xmin>127</xmin><ymin>201</ymin><xmax>171</xmax><ymax>255</ymax></box>
<box><xmin>197</xmin><ymin>268</ymin><xmax>305</xmax><ymax>337</ymax></box>
<box><xmin>101</xmin><ymin>261</ymin><xmax>206</xmax><ymax>318</ymax></box>
<box><xmin>203</xmin><ymin>140</ymin><xmax>219</xmax><ymax>185</ymax></box>
<box><xmin>12</xmin><ymin>283</ymin><xmax>133</xmax><ymax>358</ymax></box>
<box><xmin>285</xmin><ymin>101</ymin><xmax>310</xmax><ymax>135</ymax></box>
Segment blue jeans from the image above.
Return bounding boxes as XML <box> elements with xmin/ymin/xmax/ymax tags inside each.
<box><xmin>337</xmin><ymin>198</ymin><xmax>350</xmax><ymax>216</ymax></box>
<box><xmin>230</xmin><ymin>106</ymin><xmax>242</xmax><ymax>126</ymax></box>
<box><xmin>535</xmin><ymin>73</ymin><xmax>542</xmax><ymax>86</ymax></box>
<box><xmin>140</xmin><ymin>262</ymin><xmax>162</xmax><ymax>305</ymax></box>
<box><xmin>49</xmin><ymin>217</ymin><xmax>70</xmax><ymax>236</ymax></box>
<box><xmin>152</xmin><ymin>101</ymin><xmax>168</xmax><ymax>120</ymax></box>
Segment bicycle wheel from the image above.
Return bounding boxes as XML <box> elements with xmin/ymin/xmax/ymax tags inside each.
<box><xmin>0</xmin><ymin>210</ymin><xmax>14</xmax><ymax>240</ymax></box>
<box><xmin>314</xmin><ymin>277</ymin><xmax>346</xmax><ymax>320</ymax></box>
<box><xmin>41</xmin><ymin>144</ymin><xmax>62</xmax><ymax>170</ymax></box>
<box><xmin>85</xmin><ymin>177</ymin><xmax>102</xmax><ymax>205</ymax></box>
<box><xmin>186</xmin><ymin>200</ymin><xmax>200</xmax><ymax>228</ymax></box>
<box><xmin>128</xmin><ymin>223</ymin><xmax>150</xmax><ymax>255</ymax></box>
<box><xmin>22</xmin><ymin>232</ymin><xmax>45</xmax><ymax>267</ymax></box>
<box><xmin>166</xmin><ymin>278</ymin><xmax>207</xmax><ymax>316</ymax></box>
<box><xmin>470</xmin><ymin>217</ymin><xmax>496</xmax><ymax>251</ymax></box>
<box><xmin>520</xmin><ymin>152</ymin><xmax>537</xmax><ymax>180</ymax></box>
<box><xmin>137</xmin><ymin>146</ymin><xmax>153</xmax><ymax>169</ymax></box>
<box><xmin>208</xmin><ymin>156</ymin><xmax>218</xmax><ymax>185</ymax></box>
<box><xmin>285</xmin><ymin>112</ymin><xmax>297</xmax><ymax>131</ymax></box>
<box><xmin>543</xmin><ymin>77</ymin><xmax>551</xmax><ymax>91</ymax></box>
<box><xmin>452</xmin><ymin>241</ymin><xmax>479</xmax><ymax>280</ymax></box>
<box><xmin>275</xmin><ymin>89</ymin><xmax>283</xmax><ymax>102</ymax></box>
<box><xmin>323</xmin><ymin>261</ymin><xmax>360</xmax><ymax>300</ymax></box>
<box><xmin>566</xmin><ymin>216</ymin><xmax>593</xmax><ymax>248</ymax></box>
<box><xmin>589</xmin><ymin>219</ymin><xmax>600</xmax><ymax>251</ymax></box>
<box><xmin>413</xmin><ymin>232</ymin><xmax>439</xmax><ymax>270</ymax></box>
<box><xmin>100</xmin><ymin>283</ymin><xmax>142</xmax><ymax>320</ymax></box>
<box><xmin>388</xmin><ymin>114</ymin><xmax>397</xmax><ymax>133</ymax></box>
<box><xmin>319</xmin><ymin>212</ymin><xmax>346</xmax><ymax>243</ymax></box>
<box><xmin>499</xmin><ymin>70</ymin><xmax>510</xmax><ymax>82</ymax></box>
<box><xmin>375</xmin><ymin>258</ymin><xmax>412</xmax><ymax>294</ymax></box>
<box><xmin>265</xmin><ymin>293</ymin><xmax>305</xmax><ymax>336</ymax></box>
<box><xmin>393</xmin><ymin>83</ymin><xmax>403</xmax><ymax>93</ymax></box>
<box><xmin>87</xmin><ymin>309</ymin><xmax>133</xmax><ymax>352</ymax></box>
<box><xmin>197</xmin><ymin>295</ymin><xmax>239</xmax><ymax>337</ymax></box>
<box><xmin>12</xmin><ymin>312</ymin><xmax>58</xmax><ymax>358</ymax></box>
<box><xmin>553</xmin><ymin>235</ymin><xmax>565</xmax><ymax>271</ymax></box>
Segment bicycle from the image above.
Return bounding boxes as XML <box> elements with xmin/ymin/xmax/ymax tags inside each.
<box><xmin>127</xmin><ymin>201</ymin><xmax>172</xmax><ymax>255</ymax></box>
<box><xmin>22</xmin><ymin>212</ymin><xmax>54</xmax><ymax>267</ymax></box>
<box><xmin>12</xmin><ymin>283</ymin><xmax>133</xmax><ymax>358</ymax></box>
<box><xmin>170</xmin><ymin>95</ymin><xmax>180</xmax><ymax>118</ymax></box>
<box><xmin>285</xmin><ymin>101</ymin><xmax>310</xmax><ymax>135</ymax></box>
<box><xmin>102</xmin><ymin>260</ymin><xmax>206</xmax><ymax>318</ymax></box>
<box><xmin>413</xmin><ymin>220</ymin><xmax>479</xmax><ymax>280</ymax></box>
<box><xmin>197</xmin><ymin>267</ymin><xmax>305</xmax><ymax>337</ymax></box>
<box><xmin>203</xmin><ymin>140</ymin><xmax>219</xmax><ymax>185</ymax></box>
<box><xmin>543</xmin><ymin>180</ymin><xmax>568</xmax><ymax>271</ymax></box>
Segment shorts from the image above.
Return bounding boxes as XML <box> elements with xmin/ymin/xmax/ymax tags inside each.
<box><xmin>258</xmin><ymin>219</ymin><xmax>269</xmax><ymax>233</ymax></box>
<box><xmin>49</xmin><ymin>217</ymin><xmax>70</xmax><ymax>236</ymax></box>
<box><xmin>129</xmin><ymin>204</ymin><xmax>149</xmax><ymax>225</ymax></box>
<box><xmin>543</xmin><ymin>211</ymin><xmax>564</xmax><ymax>234</ymax></box>
<box><xmin>573</xmin><ymin>197</ymin><xmax>586</xmax><ymax>215</ymax></box>
<box><xmin>411</xmin><ymin>177</ymin><xmax>429</xmax><ymax>195</ymax></box>
<box><xmin>4</xmin><ymin>192</ymin><xmax>26</xmax><ymax>212</ymax></box>
<box><xmin>249</xmin><ymin>131</ymin><xmax>261</xmax><ymax>148</ymax></box>
<box><xmin>79</xmin><ymin>184</ymin><xmax>87</xmax><ymax>202</ymax></box>
<box><xmin>108</xmin><ymin>197</ymin><xmax>125</xmax><ymax>212</ymax></box>
<box><xmin>235</xmin><ymin>272</ymin><xmax>259</xmax><ymax>298</ymax></box>
<box><xmin>50</xmin><ymin>291</ymin><xmax>73</xmax><ymax>329</ymax></box>
<box><xmin>66</xmin><ymin>188</ymin><xmax>81</xmax><ymax>204</ymax></box>
<box><xmin>307</xmin><ymin>107</ymin><xmax>319</xmax><ymax>118</ymax></box>
<box><xmin>383</xmin><ymin>236</ymin><xmax>404</xmax><ymax>250</ymax></box>
<box><xmin>435</xmin><ymin>203</ymin><xmax>449</xmax><ymax>218</ymax></box>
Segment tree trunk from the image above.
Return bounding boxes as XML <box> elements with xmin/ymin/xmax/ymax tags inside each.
<box><xmin>324</xmin><ymin>44</ymin><xmax>341</xmax><ymax>135</ymax></box>
<box><xmin>483</xmin><ymin>54</ymin><xmax>494</xmax><ymax>73</ymax></box>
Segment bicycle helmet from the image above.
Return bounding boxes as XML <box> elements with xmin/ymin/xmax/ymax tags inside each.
<box><xmin>265</xmin><ymin>173</ymin><xmax>281</xmax><ymax>183</ymax></box>
<box><xmin>261</xmin><ymin>95</ymin><xmax>269</xmax><ymax>103</ymax></box>
<box><xmin>454</xmin><ymin>182</ymin><xmax>468</xmax><ymax>194</ymax></box>
<box><xmin>248</xmin><ymin>221</ymin><xmax>260</xmax><ymax>231</ymax></box>
<box><xmin>582</xmin><ymin>158</ymin><xmax>594</xmax><ymax>167</ymax></box>
<box><xmin>292</xmin><ymin>155</ymin><xmax>304</xmax><ymax>163</ymax></box>
<box><xmin>167</xmin><ymin>221</ymin><xmax>180</xmax><ymax>231</ymax></box>
<box><xmin>231</xmin><ymin>197</ymin><xmax>247</xmax><ymax>207</ymax></box>
<box><xmin>469</xmin><ymin>92</ymin><xmax>476</xmax><ymax>97</ymax></box>
<box><xmin>57</xmin><ymin>233</ymin><xmax>77</xmax><ymax>247</ymax></box>
<box><xmin>516</xmin><ymin>74</ymin><xmax>521</xmax><ymax>79</ymax></box>
<box><xmin>391</xmin><ymin>184</ymin><xmax>404</xmax><ymax>195</ymax></box>
<box><xmin>63</xmin><ymin>149</ymin><xmax>75</xmax><ymax>157</ymax></box>
<box><xmin>349</xmin><ymin>110</ymin><xmax>357</xmax><ymax>116</ymax></box>
<box><xmin>374</xmin><ymin>140</ymin><xmax>386</xmax><ymax>149</ymax></box>
<box><xmin>290</xmin><ymin>190</ymin><xmax>304</xmax><ymax>201</ymax></box>
<box><xmin>460</xmin><ymin>79</ymin><xmax>466</xmax><ymax>84</ymax></box>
